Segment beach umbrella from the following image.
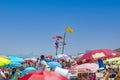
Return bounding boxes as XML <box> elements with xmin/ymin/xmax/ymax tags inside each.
<box><xmin>59</xmin><ymin>56</ymin><xmax>69</xmax><ymax>60</ymax></box>
<box><xmin>45</xmin><ymin>55</ymin><xmax>53</xmax><ymax>59</ymax></box>
<box><xmin>20</xmin><ymin>67</ymin><xmax>37</xmax><ymax>77</ymax></box>
<box><xmin>7</xmin><ymin>56</ymin><xmax>23</xmax><ymax>68</ymax></box>
<box><xmin>45</xmin><ymin>58</ymin><xmax>53</xmax><ymax>62</ymax></box>
<box><xmin>7</xmin><ymin>61</ymin><xmax>22</xmax><ymax>68</ymax></box>
<box><xmin>19</xmin><ymin>70</ymin><xmax>69</xmax><ymax>80</ymax></box>
<box><xmin>0</xmin><ymin>56</ymin><xmax>11</xmax><ymax>66</ymax></box>
<box><xmin>105</xmin><ymin>57</ymin><xmax>120</xmax><ymax>62</ymax></box>
<box><xmin>53</xmin><ymin>36</ymin><xmax>63</xmax><ymax>39</ymax></box>
<box><xmin>117</xmin><ymin>61</ymin><xmax>120</xmax><ymax>65</ymax></box>
<box><xmin>52</xmin><ymin>56</ymin><xmax>58</xmax><ymax>60</ymax></box>
<box><xmin>77</xmin><ymin>68</ymin><xmax>92</xmax><ymax>73</ymax></box>
<box><xmin>25</xmin><ymin>58</ymin><xmax>37</xmax><ymax>63</ymax></box>
<box><xmin>0</xmin><ymin>63</ymin><xmax>4</xmax><ymax>66</ymax></box>
<box><xmin>78</xmin><ymin>49</ymin><xmax>120</xmax><ymax>64</ymax></box>
<box><xmin>8</xmin><ymin>56</ymin><xmax>24</xmax><ymax>62</ymax></box>
<box><xmin>74</xmin><ymin>63</ymin><xmax>99</xmax><ymax>72</ymax></box>
<box><xmin>57</xmin><ymin>54</ymin><xmax>69</xmax><ymax>60</ymax></box>
<box><xmin>69</xmin><ymin>64</ymin><xmax>78</xmax><ymax>70</ymax></box>
<box><xmin>48</xmin><ymin>61</ymin><xmax>61</xmax><ymax>69</ymax></box>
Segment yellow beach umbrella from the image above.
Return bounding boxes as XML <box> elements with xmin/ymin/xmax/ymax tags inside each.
<box><xmin>117</xmin><ymin>61</ymin><xmax>120</xmax><ymax>66</ymax></box>
<box><xmin>105</xmin><ymin>57</ymin><xmax>120</xmax><ymax>62</ymax></box>
<box><xmin>0</xmin><ymin>56</ymin><xmax>11</xmax><ymax>66</ymax></box>
<box><xmin>0</xmin><ymin>62</ymin><xmax>4</xmax><ymax>66</ymax></box>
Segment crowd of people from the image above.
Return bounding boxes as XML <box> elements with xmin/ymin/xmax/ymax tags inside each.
<box><xmin>0</xmin><ymin>55</ymin><xmax>77</xmax><ymax>80</ymax></box>
<box><xmin>1</xmin><ymin>55</ymin><xmax>120</xmax><ymax>80</ymax></box>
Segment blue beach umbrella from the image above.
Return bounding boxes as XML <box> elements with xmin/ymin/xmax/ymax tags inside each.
<box><xmin>6</xmin><ymin>56</ymin><xmax>24</xmax><ymax>68</ymax></box>
<box><xmin>21</xmin><ymin>67</ymin><xmax>37</xmax><ymax>77</ymax></box>
<box><xmin>8</xmin><ymin>56</ymin><xmax>24</xmax><ymax>62</ymax></box>
<box><xmin>8</xmin><ymin>61</ymin><xmax>22</xmax><ymax>68</ymax></box>
<box><xmin>45</xmin><ymin>58</ymin><xmax>53</xmax><ymax>62</ymax></box>
<box><xmin>48</xmin><ymin>61</ymin><xmax>61</xmax><ymax>69</ymax></box>
<box><xmin>52</xmin><ymin>56</ymin><xmax>58</xmax><ymax>60</ymax></box>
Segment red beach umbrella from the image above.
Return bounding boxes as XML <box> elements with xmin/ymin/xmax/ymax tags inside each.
<box><xmin>25</xmin><ymin>58</ymin><xmax>37</xmax><ymax>63</ymax></box>
<box><xmin>78</xmin><ymin>49</ymin><xmax>120</xmax><ymax>64</ymax></box>
<box><xmin>45</xmin><ymin>54</ymin><xmax>53</xmax><ymax>59</ymax></box>
<box><xmin>76</xmin><ymin>63</ymin><xmax>98</xmax><ymax>72</ymax></box>
<box><xmin>19</xmin><ymin>70</ymin><xmax>68</xmax><ymax>80</ymax></box>
<box><xmin>53</xmin><ymin>36</ymin><xmax>63</xmax><ymax>39</ymax></box>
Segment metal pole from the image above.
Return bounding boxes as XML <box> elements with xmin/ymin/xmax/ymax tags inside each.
<box><xmin>62</xmin><ymin>32</ymin><xmax>66</xmax><ymax>54</ymax></box>
<box><xmin>56</xmin><ymin>47</ymin><xmax>58</xmax><ymax>55</ymax></box>
<box><xmin>55</xmin><ymin>39</ymin><xmax>59</xmax><ymax>55</ymax></box>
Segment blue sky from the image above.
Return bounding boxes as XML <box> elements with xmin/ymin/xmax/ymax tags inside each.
<box><xmin>0</xmin><ymin>0</ymin><xmax>120</xmax><ymax>57</ymax></box>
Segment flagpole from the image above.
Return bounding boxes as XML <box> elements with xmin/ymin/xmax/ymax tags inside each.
<box><xmin>62</xmin><ymin>32</ymin><xmax>66</xmax><ymax>54</ymax></box>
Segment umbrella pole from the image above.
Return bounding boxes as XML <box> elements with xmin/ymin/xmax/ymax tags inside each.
<box><xmin>62</xmin><ymin>32</ymin><xmax>66</xmax><ymax>54</ymax></box>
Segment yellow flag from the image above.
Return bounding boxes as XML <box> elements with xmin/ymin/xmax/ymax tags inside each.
<box><xmin>66</xmin><ymin>26</ymin><xmax>74</xmax><ymax>33</ymax></box>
